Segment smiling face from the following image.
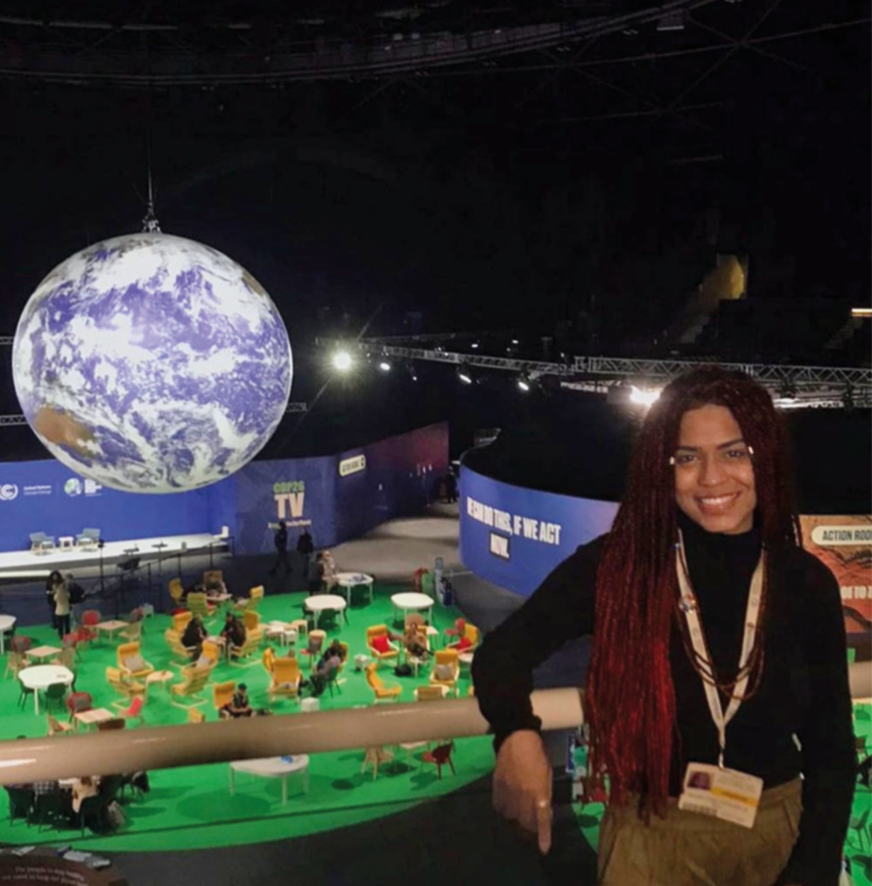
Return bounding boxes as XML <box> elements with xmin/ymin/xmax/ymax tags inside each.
<box><xmin>673</xmin><ymin>404</ymin><xmax>757</xmax><ymax>535</ymax></box>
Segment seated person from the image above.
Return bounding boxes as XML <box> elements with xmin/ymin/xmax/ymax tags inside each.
<box><xmin>310</xmin><ymin>647</ymin><xmax>343</xmax><ymax>695</ymax></box>
<box><xmin>181</xmin><ymin>616</ymin><xmax>208</xmax><ymax>660</ymax></box>
<box><xmin>307</xmin><ymin>552</ymin><xmax>326</xmax><ymax>595</ymax></box>
<box><xmin>322</xmin><ymin>550</ymin><xmax>339</xmax><ymax>591</ymax></box>
<box><xmin>220</xmin><ymin>613</ymin><xmax>246</xmax><ymax>651</ymax></box>
<box><xmin>322</xmin><ymin>638</ymin><xmax>346</xmax><ymax>664</ymax></box>
<box><xmin>204</xmin><ymin>577</ymin><xmax>227</xmax><ymax>597</ymax></box>
<box><xmin>390</xmin><ymin>623</ymin><xmax>430</xmax><ymax>660</ymax></box>
<box><xmin>220</xmin><ymin>683</ymin><xmax>254</xmax><ymax>718</ymax></box>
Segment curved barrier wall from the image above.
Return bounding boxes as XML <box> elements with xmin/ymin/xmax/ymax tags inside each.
<box><xmin>458</xmin><ymin>466</ymin><xmax>619</xmax><ymax>598</ymax></box>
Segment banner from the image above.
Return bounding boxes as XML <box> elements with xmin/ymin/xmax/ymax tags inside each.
<box><xmin>800</xmin><ymin>515</ymin><xmax>872</xmax><ymax>660</ymax></box>
<box><xmin>0</xmin><ymin>459</ymin><xmax>235</xmax><ymax>553</ymax></box>
<box><xmin>234</xmin><ymin>457</ymin><xmax>338</xmax><ymax>555</ymax></box>
<box><xmin>458</xmin><ymin>466</ymin><xmax>618</xmax><ymax>597</ymax></box>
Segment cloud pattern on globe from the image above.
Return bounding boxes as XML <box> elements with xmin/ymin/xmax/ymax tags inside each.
<box><xmin>12</xmin><ymin>233</ymin><xmax>292</xmax><ymax>493</ymax></box>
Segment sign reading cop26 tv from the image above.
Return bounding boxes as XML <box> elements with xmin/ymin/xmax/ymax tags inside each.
<box><xmin>459</xmin><ymin>467</ymin><xmax>618</xmax><ymax>597</ymax></box>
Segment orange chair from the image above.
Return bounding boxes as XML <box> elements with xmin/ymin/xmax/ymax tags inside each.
<box><xmin>365</xmin><ymin>663</ymin><xmax>401</xmax><ymax>703</ymax></box>
<box><xmin>173</xmin><ymin>611</ymin><xmax>193</xmax><ymax>634</ymax></box>
<box><xmin>430</xmin><ymin>649</ymin><xmax>460</xmax><ymax>697</ymax></box>
<box><xmin>366</xmin><ymin>625</ymin><xmax>399</xmax><ymax>668</ymax></box>
<box><xmin>269</xmin><ymin>657</ymin><xmax>302</xmax><ymax>703</ymax></box>
<box><xmin>117</xmin><ymin>642</ymin><xmax>154</xmax><ymax>680</ymax></box>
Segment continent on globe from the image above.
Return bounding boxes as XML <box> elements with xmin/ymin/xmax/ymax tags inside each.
<box><xmin>12</xmin><ymin>232</ymin><xmax>293</xmax><ymax>493</ymax></box>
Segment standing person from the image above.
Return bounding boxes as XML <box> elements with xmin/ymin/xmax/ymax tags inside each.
<box><xmin>267</xmin><ymin>520</ymin><xmax>290</xmax><ymax>577</ymax></box>
<box><xmin>445</xmin><ymin>469</ymin><xmax>458</xmax><ymax>504</ymax></box>
<box><xmin>472</xmin><ymin>368</ymin><xmax>855</xmax><ymax>886</ymax></box>
<box><xmin>307</xmin><ymin>552</ymin><xmax>326</xmax><ymax>595</ymax></box>
<box><xmin>45</xmin><ymin>571</ymin><xmax>62</xmax><ymax>631</ymax></box>
<box><xmin>297</xmin><ymin>528</ymin><xmax>314</xmax><ymax>579</ymax></box>
<box><xmin>53</xmin><ymin>574</ymin><xmax>71</xmax><ymax>639</ymax></box>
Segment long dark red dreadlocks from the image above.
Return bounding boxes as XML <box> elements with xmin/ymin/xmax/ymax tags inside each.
<box><xmin>584</xmin><ymin>368</ymin><xmax>801</xmax><ymax>817</ymax></box>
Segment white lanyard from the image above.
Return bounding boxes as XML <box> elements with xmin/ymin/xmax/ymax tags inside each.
<box><xmin>676</xmin><ymin>531</ymin><xmax>765</xmax><ymax>769</ymax></box>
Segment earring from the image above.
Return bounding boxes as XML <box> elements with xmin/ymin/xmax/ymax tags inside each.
<box><xmin>668</xmin><ymin>456</ymin><xmax>676</xmax><ymax>466</ymax></box>
<box><xmin>747</xmin><ymin>446</ymin><xmax>755</xmax><ymax>456</ymax></box>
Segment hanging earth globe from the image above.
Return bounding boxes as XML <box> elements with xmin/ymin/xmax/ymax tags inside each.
<box><xmin>12</xmin><ymin>232</ymin><xmax>292</xmax><ymax>493</ymax></box>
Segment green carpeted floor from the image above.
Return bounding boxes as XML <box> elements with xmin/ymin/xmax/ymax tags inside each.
<box><xmin>0</xmin><ymin>586</ymin><xmax>496</xmax><ymax>852</ymax></box>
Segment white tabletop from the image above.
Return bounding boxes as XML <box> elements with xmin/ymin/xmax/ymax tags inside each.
<box><xmin>19</xmin><ymin>664</ymin><xmax>74</xmax><ymax>690</ymax></box>
<box><xmin>231</xmin><ymin>755</ymin><xmax>310</xmax><ymax>777</ymax></box>
<box><xmin>0</xmin><ymin>615</ymin><xmax>16</xmax><ymax>631</ymax></box>
<box><xmin>97</xmin><ymin>619</ymin><xmax>129</xmax><ymax>631</ymax></box>
<box><xmin>27</xmin><ymin>645</ymin><xmax>62</xmax><ymax>659</ymax></box>
<box><xmin>304</xmin><ymin>595</ymin><xmax>347</xmax><ymax>612</ymax></box>
<box><xmin>391</xmin><ymin>592</ymin><xmax>435</xmax><ymax>610</ymax></box>
<box><xmin>335</xmin><ymin>572</ymin><xmax>374</xmax><ymax>587</ymax></box>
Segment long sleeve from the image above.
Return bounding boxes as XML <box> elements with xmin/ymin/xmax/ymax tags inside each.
<box><xmin>783</xmin><ymin>552</ymin><xmax>856</xmax><ymax>886</ymax></box>
<box><xmin>472</xmin><ymin>537</ymin><xmax>602</xmax><ymax>751</ymax></box>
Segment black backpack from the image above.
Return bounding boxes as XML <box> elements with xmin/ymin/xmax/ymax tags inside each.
<box><xmin>69</xmin><ymin>582</ymin><xmax>85</xmax><ymax>604</ymax></box>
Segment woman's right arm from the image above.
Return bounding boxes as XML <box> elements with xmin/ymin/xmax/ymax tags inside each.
<box><xmin>472</xmin><ymin>537</ymin><xmax>601</xmax><ymax>747</ymax></box>
<box><xmin>471</xmin><ymin>537</ymin><xmax>602</xmax><ymax>852</ymax></box>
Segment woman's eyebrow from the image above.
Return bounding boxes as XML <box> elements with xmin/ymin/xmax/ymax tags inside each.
<box><xmin>675</xmin><ymin>437</ymin><xmax>745</xmax><ymax>451</ymax></box>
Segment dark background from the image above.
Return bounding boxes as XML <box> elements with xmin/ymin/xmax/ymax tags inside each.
<box><xmin>0</xmin><ymin>0</ymin><xmax>867</xmax><ymax>490</ymax></box>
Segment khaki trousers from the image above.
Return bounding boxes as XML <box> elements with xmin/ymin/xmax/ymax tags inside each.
<box><xmin>598</xmin><ymin>778</ymin><xmax>802</xmax><ymax>886</ymax></box>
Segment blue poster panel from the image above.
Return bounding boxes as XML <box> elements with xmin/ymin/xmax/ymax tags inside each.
<box><xmin>234</xmin><ymin>457</ymin><xmax>338</xmax><ymax>555</ymax></box>
<box><xmin>0</xmin><ymin>459</ymin><xmax>228</xmax><ymax>553</ymax></box>
<box><xmin>458</xmin><ymin>466</ymin><xmax>619</xmax><ymax>598</ymax></box>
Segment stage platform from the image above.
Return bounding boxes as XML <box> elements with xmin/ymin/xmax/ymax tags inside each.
<box><xmin>0</xmin><ymin>533</ymin><xmax>229</xmax><ymax>579</ymax></box>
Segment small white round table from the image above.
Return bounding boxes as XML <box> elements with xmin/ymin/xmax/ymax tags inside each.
<box><xmin>303</xmin><ymin>595</ymin><xmax>347</xmax><ymax>630</ymax></box>
<box><xmin>19</xmin><ymin>664</ymin><xmax>74</xmax><ymax>715</ymax></box>
<box><xmin>335</xmin><ymin>572</ymin><xmax>374</xmax><ymax>606</ymax></box>
<box><xmin>229</xmin><ymin>755</ymin><xmax>310</xmax><ymax>805</ymax></box>
<box><xmin>391</xmin><ymin>592</ymin><xmax>435</xmax><ymax>626</ymax></box>
<box><xmin>0</xmin><ymin>614</ymin><xmax>17</xmax><ymax>655</ymax></box>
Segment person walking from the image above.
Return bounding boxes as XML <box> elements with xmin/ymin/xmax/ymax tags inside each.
<box><xmin>296</xmin><ymin>528</ymin><xmax>314</xmax><ymax>579</ymax></box>
<box><xmin>267</xmin><ymin>520</ymin><xmax>290</xmax><ymax>576</ymax></box>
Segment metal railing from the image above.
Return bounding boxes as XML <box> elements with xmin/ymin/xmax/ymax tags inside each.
<box><xmin>0</xmin><ymin>659</ymin><xmax>868</xmax><ymax>785</ymax></box>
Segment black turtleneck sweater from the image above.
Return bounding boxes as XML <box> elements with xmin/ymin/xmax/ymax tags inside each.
<box><xmin>472</xmin><ymin>515</ymin><xmax>856</xmax><ymax>886</ymax></box>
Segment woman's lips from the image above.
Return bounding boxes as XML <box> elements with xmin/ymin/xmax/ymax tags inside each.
<box><xmin>695</xmin><ymin>492</ymin><xmax>741</xmax><ymax>515</ymax></box>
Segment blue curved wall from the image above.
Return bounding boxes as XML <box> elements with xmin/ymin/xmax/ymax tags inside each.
<box><xmin>458</xmin><ymin>466</ymin><xmax>619</xmax><ymax>598</ymax></box>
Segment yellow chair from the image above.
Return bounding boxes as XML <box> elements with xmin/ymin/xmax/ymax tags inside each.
<box><xmin>235</xmin><ymin>585</ymin><xmax>264</xmax><ymax>613</ymax></box>
<box><xmin>243</xmin><ymin>610</ymin><xmax>261</xmax><ymax>632</ymax></box>
<box><xmin>188</xmin><ymin>708</ymin><xmax>206</xmax><ymax>724</ymax></box>
<box><xmin>170</xmin><ymin>666</ymin><xmax>211</xmax><ymax>709</ymax></box>
<box><xmin>169</xmin><ymin>578</ymin><xmax>184</xmax><ymax>606</ymax></box>
<box><xmin>117</xmin><ymin>642</ymin><xmax>154</xmax><ymax>680</ymax></box>
<box><xmin>200</xmin><ymin>639</ymin><xmax>222</xmax><ymax>670</ymax></box>
<box><xmin>400</xmin><ymin>684</ymin><xmax>448</xmax><ymax>761</ymax></box>
<box><xmin>447</xmin><ymin>622</ymin><xmax>480</xmax><ymax>653</ymax></box>
<box><xmin>106</xmin><ymin>666</ymin><xmax>146</xmax><ymax>701</ymax></box>
<box><xmin>173</xmin><ymin>611</ymin><xmax>193</xmax><ymax>634</ymax></box>
<box><xmin>269</xmin><ymin>657</ymin><xmax>302</xmax><ymax>702</ymax></box>
<box><xmin>212</xmin><ymin>679</ymin><xmax>236</xmax><ymax>715</ymax></box>
<box><xmin>365</xmin><ymin>663</ymin><xmax>402</xmax><ymax>703</ymax></box>
<box><xmin>262</xmin><ymin>647</ymin><xmax>276</xmax><ymax>675</ymax></box>
<box><xmin>430</xmin><ymin>649</ymin><xmax>460</xmax><ymax>697</ymax></box>
<box><xmin>230</xmin><ymin>628</ymin><xmax>263</xmax><ymax>666</ymax></box>
<box><xmin>165</xmin><ymin>629</ymin><xmax>197</xmax><ymax>666</ymax></box>
<box><xmin>187</xmin><ymin>592</ymin><xmax>215</xmax><ymax>622</ymax></box>
<box><xmin>366</xmin><ymin>625</ymin><xmax>399</xmax><ymax>668</ymax></box>
<box><xmin>119</xmin><ymin>620</ymin><xmax>143</xmax><ymax>643</ymax></box>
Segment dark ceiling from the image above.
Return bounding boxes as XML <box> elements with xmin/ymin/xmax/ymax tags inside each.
<box><xmin>0</xmin><ymin>0</ymin><xmax>868</xmax><ymax>459</ymax></box>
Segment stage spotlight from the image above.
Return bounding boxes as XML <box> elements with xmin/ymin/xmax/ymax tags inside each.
<box><xmin>629</xmin><ymin>385</ymin><xmax>661</xmax><ymax>407</ymax></box>
<box><xmin>457</xmin><ymin>366</ymin><xmax>473</xmax><ymax>385</ymax></box>
<box><xmin>517</xmin><ymin>375</ymin><xmax>532</xmax><ymax>393</ymax></box>
<box><xmin>332</xmin><ymin>350</ymin><xmax>354</xmax><ymax>372</ymax></box>
<box><xmin>471</xmin><ymin>342</ymin><xmax>480</xmax><ymax>349</ymax></box>
<box><xmin>407</xmin><ymin>363</ymin><xmax>419</xmax><ymax>382</ymax></box>
<box><xmin>378</xmin><ymin>361</ymin><xmax>392</xmax><ymax>372</ymax></box>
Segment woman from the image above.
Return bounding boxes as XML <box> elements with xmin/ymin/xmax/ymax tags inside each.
<box><xmin>46</xmin><ymin>571</ymin><xmax>63</xmax><ymax>631</ymax></box>
<box><xmin>472</xmin><ymin>368</ymin><xmax>855</xmax><ymax>886</ymax></box>
<box><xmin>52</xmin><ymin>573</ymin><xmax>71</xmax><ymax>639</ymax></box>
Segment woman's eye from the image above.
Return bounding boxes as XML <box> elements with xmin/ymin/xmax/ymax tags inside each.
<box><xmin>725</xmin><ymin>449</ymin><xmax>748</xmax><ymax>459</ymax></box>
<box><xmin>674</xmin><ymin>453</ymin><xmax>696</xmax><ymax>465</ymax></box>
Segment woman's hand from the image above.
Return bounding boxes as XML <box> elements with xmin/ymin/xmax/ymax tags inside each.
<box><xmin>493</xmin><ymin>729</ymin><xmax>553</xmax><ymax>854</ymax></box>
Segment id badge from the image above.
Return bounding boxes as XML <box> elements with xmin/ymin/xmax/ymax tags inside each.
<box><xmin>677</xmin><ymin>763</ymin><xmax>764</xmax><ymax>829</ymax></box>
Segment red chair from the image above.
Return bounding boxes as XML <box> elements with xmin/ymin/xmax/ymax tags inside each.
<box><xmin>421</xmin><ymin>742</ymin><xmax>456</xmax><ymax>779</ymax></box>
<box><xmin>10</xmin><ymin>636</ymin><xmax>32</xmax><ymax>654</ymax></box>
<box><xmin>115</xmin><ymin>695</ymin><xmax>145</xmax><ymax>725</ymax></box>
<box><xmin>443</xmin><ymin>618</ymin><xmax>466</xmax><ymax>643</ymax></box>
<box><xmin>66</xmin><ymin>691</ymin><xmax>93</xmax><ymax>723</ymax></box>
<box><xmin>79</xmin><ymin>611</ymin><xmax>101</xmax><ymax>645</ymax></box>
<box><xmin>413</xmin><ymin>568</ymin><xmax>429</xmax><ymax>592</ymax></box>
